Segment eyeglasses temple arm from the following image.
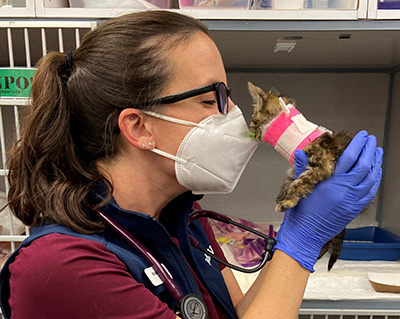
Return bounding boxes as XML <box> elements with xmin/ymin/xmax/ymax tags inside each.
<box><xmin>138</xmin><ymin>84</ymin><xmax>215</xmax><ymax>107</ymax></box>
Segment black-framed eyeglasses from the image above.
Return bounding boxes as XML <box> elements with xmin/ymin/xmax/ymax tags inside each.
<box><xmin>138</xmin><ymin>82</ymin><xmax>231</xmax><ymax>115</ymax></box>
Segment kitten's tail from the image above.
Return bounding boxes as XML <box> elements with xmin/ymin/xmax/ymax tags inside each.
<box><xmin>327</xmin><ymin>252</ymin><xmax>339</xmax><ymax>271</ymax></box>
<box><xmin>327</xmin><ymin>230</ymin><xmax>345</xmax><ymax>271</ymax></box>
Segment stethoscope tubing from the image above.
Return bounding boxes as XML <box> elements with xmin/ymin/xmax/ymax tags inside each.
<box><xmin>92</xmin><ymin>206</ymin><xmax>184</xmax><ymax>302</ymax></box>
<box><xmin>190</xmin><ymin>236</ymin><xmax>271</xmax><ymax>273</ymax></box>
<box><xmin>188</xmin><ymin>209</ymin><xmax>276</xmax><ymax>273</ymax></box>
<box><xmin>92</xmin><ymin>205</ymin><xmax>276</xmax><ymax>304</ymax></box>
<box><xmin>188</xmin><ymin>209</ymin><xmax>274</xmax><ymax>238</ymax></box>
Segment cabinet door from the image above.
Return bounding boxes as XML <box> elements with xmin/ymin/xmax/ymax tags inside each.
<box><xmin>0</xmin><ymin>0</ymin><xmax>35</xmax><ymax>17</ymax></box>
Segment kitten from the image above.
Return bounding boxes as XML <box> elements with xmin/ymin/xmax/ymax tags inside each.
<box><xmin>248</xmin><ymin>81</ymin><xmax>355</xmax><ymax>271</ymax></box>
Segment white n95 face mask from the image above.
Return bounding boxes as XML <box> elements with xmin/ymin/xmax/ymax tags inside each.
<box><xmin>143</xmin><ymin>106</ymin><xmax>259</xmax><ymax>194</ymax></box>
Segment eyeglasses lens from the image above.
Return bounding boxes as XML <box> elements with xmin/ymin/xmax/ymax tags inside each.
<box><xmin>217</xmin><ymin>82</ymin><xmax>228</xmax><ymax>115</ymax></box>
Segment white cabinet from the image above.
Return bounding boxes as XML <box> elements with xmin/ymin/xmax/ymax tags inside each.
<box><xmin>4</xmin><ymin>0</ymin><xmax>400</xmax><ymax>20</ymax></box>
<box><xmin>0</xmin><ymin>0</ymin><xmax>35</xmax><ymax>17</ymax></box>
<box><xmin>0</xmin><ymin>0</ymin><xmax>367</xmax><ymax>19</ymax></box>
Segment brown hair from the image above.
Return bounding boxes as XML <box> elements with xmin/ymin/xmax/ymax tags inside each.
<box><xmin>7</xmin><ymin>10</ymin><xmax>209</xmax><ymax>234</ymax></box>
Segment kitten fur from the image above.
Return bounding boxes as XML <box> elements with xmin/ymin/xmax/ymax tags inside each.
<box><xmin>248</xmin><ymin>81</ymin><xmax>355</xmax><ymax>271</ymax></box>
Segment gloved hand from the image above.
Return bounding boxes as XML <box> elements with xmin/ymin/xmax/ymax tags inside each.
<box><xmin>274</xmin><ymin>131</ymin><xmax>383</xmax><ymax>272</ymax></box>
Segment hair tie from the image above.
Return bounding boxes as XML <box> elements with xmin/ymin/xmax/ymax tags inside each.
<box><xmin>64</xmin><ymin>50</ymin><xmax>74</xmax><ymax>80</ymax></box>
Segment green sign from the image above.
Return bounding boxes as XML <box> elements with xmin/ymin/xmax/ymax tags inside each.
<box><xmin>0</xmin><ymin>68</ymin><xmax>36</xmax><ymax>98</ymax></box>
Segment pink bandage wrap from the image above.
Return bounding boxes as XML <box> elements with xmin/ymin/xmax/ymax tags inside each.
<box><xmin>262</xmin><ymin>107</ymin><xmax>330</xmax><ymax>164</ymax></box>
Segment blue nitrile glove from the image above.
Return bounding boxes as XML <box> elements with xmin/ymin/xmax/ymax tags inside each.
<box><xmin>274</xmin><ymin>131</ymin><xmax>383</xmax><ymax>272</ymax></box>
<box><xmin>293</xmin><ymin>149</ymin><xmax>309</xmax><ymax>179</ymax></box>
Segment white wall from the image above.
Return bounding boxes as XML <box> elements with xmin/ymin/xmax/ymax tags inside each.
<box><xmin>380</xmin><ymin>72</ymin><xmax>400</xmax><ymax>236</ymax></box>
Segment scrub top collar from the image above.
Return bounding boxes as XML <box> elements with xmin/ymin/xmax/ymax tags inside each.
<box><xmin>91</xmin><ymin>183</ymin><xmax>204</xmax><ymax>244</ymax></box>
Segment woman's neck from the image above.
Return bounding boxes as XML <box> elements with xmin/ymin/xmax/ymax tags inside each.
<box><xmin>96</xmin><ymin>153</ymin><xmax>185</xmax><ymax>220</ymax></box>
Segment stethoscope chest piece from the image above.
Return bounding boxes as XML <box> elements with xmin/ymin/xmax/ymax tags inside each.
<box><xmin>175</xmin><ymin>294</ymin><xmax>208</xmax><ymax>319</ymax></box>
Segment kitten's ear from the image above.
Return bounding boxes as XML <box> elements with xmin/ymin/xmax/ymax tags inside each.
<box><xmin>269</xmin><ymin>87</ymin><xmax>281</xmax><ymax>96</ymax></box>
<box><xmin>283</xmin><ymin>96</ymin><xmax>296</xmax><ymax>106</ymax></box>
<box><xmin>248</xmin><ymin>82</ymin><xmax>267</xmax><ymax>102</ymax></box>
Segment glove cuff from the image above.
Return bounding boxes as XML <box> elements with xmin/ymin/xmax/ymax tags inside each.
<box><xmin>274</xmin><ymin>242</ymin><xmax>317</xmax><ymax>273</ymax></box>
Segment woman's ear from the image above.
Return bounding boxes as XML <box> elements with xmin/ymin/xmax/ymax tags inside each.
<box><xmin>118</xmin><ymin>108</ymin><xmax>155</xmax><ymax>150</ymax></box>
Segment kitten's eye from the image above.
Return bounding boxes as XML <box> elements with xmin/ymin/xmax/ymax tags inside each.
<box><xmin>202</xmin><ymin>100</ymin><xmax>217</xmax><ymax>105</ymax></box>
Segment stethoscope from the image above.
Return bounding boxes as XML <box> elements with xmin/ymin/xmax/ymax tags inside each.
<box><xmin>92</xmin><ymin>206</ymin><xmax>276</xmax><ymax>319</ymax></box>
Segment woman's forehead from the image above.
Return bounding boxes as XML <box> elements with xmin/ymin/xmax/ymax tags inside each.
<box><xmin>165</xmin><ymin>33</ymin><xmax>227</xmax><ymax>94</ymax></box>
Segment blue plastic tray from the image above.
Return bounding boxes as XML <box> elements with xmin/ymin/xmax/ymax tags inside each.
<box><xmin>339</xmin><ymin>227</ymin><xmax>400</xmax><ymax>261</ymax></box>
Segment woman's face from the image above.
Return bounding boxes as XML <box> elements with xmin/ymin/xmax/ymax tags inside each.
<box><xmin>159</xmin><ymin>32</ymin><xmax>233</xmax><ymax>119</ymax></box>
<box><xmin>150</xmin><ymin>32</ymin><xmax>235</xmax><ymax>188</ymax></box>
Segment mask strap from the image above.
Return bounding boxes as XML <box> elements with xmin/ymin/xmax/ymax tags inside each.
<box><xmin>142</xmin><ymin>110</ymin><xmax>206</xmax><ymax>128</ymax></box>
<box><xmin>150</xmin><ymin>148</ymin><xmax>187</xmax><ymax>165</ymax></box>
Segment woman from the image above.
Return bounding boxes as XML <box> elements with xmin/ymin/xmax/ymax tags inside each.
<box><xmin>0</xmin><ymin>10</ymin><xmax>382</xmax><ymax>319</ymax></box>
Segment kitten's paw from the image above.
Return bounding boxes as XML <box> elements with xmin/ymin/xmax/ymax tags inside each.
<box><xmin>275</xmin><ymin>199</ymin><xmax>297</xmax><ymax>212</ymax></box>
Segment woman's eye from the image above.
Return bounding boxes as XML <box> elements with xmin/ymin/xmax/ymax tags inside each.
<box><xmin>202</xmin><ymin>100</ymin><xmax>217</xmax><ymax>105</ymax></box>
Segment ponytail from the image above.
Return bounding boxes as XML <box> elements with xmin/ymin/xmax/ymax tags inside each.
<box><xmin>7</xmin><ymin>51</ymin><xmax>104</xmax><ymax>233</ymax></box>
<box><xmin>5</xmin><ymin>10</ymin><xmax>209</xmax><ymax>234</ymax></box>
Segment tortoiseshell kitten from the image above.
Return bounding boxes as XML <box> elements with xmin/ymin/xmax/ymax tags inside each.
<box><xmin>248</xmin><ymin>82</ymin><xmax>356</xmax><ymax>271</ymax></box>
